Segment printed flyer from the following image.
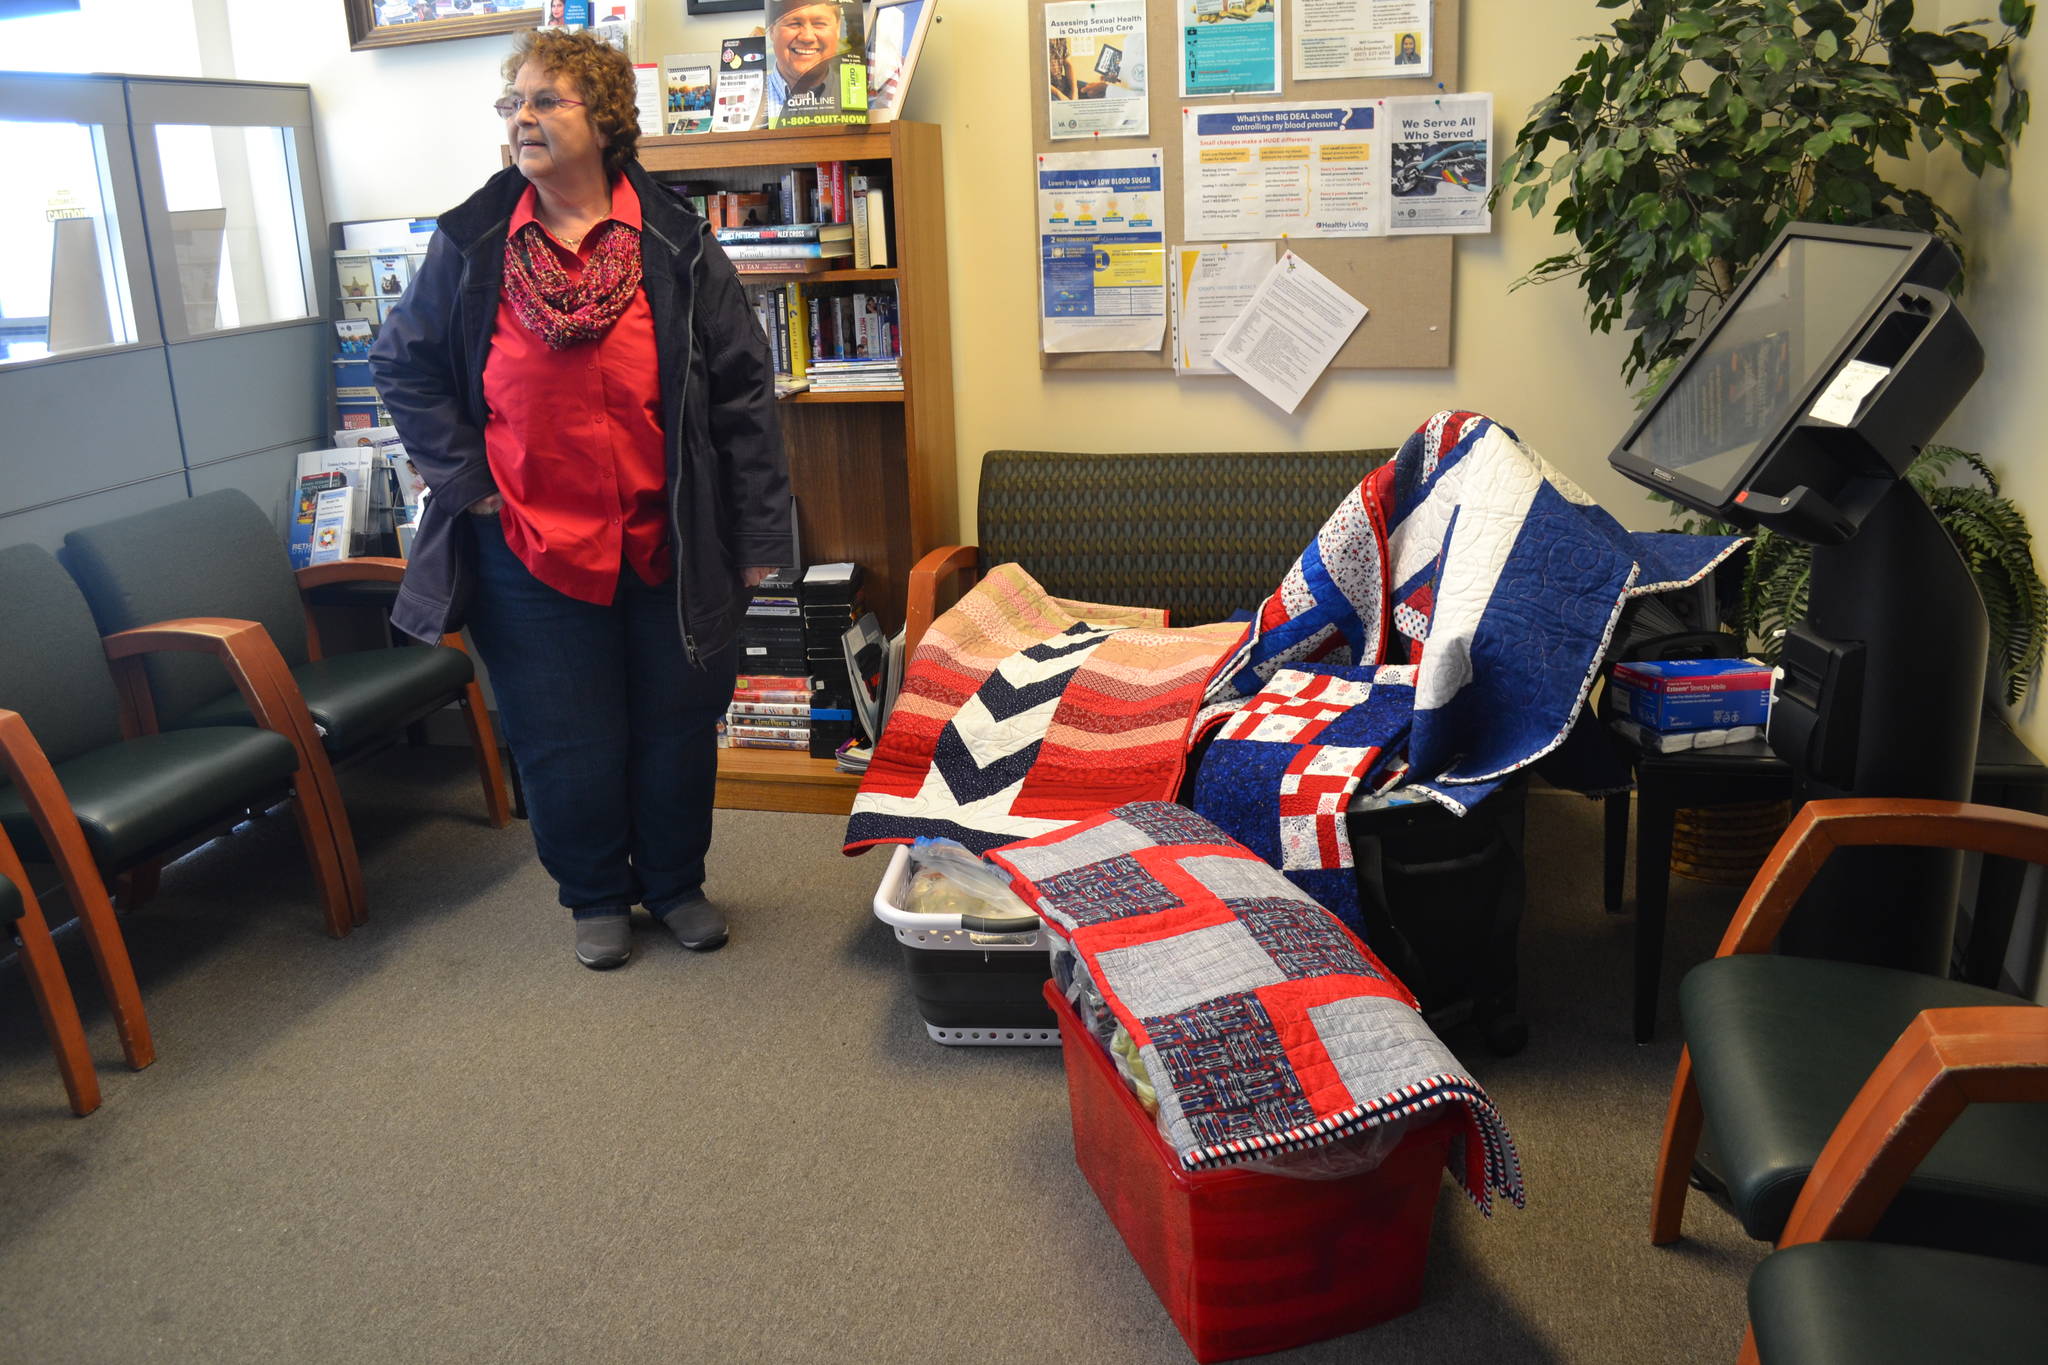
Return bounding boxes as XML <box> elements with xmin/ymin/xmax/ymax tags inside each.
<box><xmin>1213</xmin><ymin>250</ymin><xmax>1367</xmax><ymax>412</ymax></box>
<box><xmin>1387</xmin><ymin>93</ymin><xmax>1492</xmax><ymax>234</ymax></box>
<box><xmin>1037</xmin><ymin>149</ymin><xmax>1168</xmax><ymax>353</ymax></box>
<box><xmin>1172</xmin><ymin>241</ymin><xmax>1274</xmax><ymax>374</ymax></box>
<box><xmin>1292</xmin><ymin>0</ymin><xmax>1432</xmax><ymax>82</ymax></box>
<box><xmin>1045</xmin><ymin>0</ymin><xmax>1150</xmax><ymax>140</ymax></box>
<box><xmin>1182</xmin><ymin>101</ymin><xmax>1384</xmax><ymax>239</ymax></box>
<box><xmin>1179</xmin><ymin>0</ymin><xmax>1282</xmax><ymax>98</ymax></box>
<box><xmin>1184</xmin><ymin>93</ymin><xmax>1492</xmax><ymax>239</ymax></box>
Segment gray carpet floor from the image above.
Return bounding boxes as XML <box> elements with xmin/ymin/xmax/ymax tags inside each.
<box><xmin>0</xmin><ymin>749</ymin><xmax>1769</xmax><ymax>1363</ymax></box>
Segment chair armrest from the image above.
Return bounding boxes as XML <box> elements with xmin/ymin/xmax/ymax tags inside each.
<box><xmin>907</xmin><ymin>544</ymin><xmax>981</xmax><ymax>656</ymax></box>
<box><xmin>1775</xmin><ymin>1005</ymin><xmax>2048</xmax><ymax>1247</ymax></box>
<box><xmin>1717</xmin><ymin>799</ymin><xmax>2048</xmax><ymax>957</ymax></box>
<box><xmin>296</xmin><ymin>558</ymin><xmax>407</xmax><ymax>590</ymax></box>
<box><xmin>101</xmin><ymin>617</ymin><xmax>310</xmax><ymax>740</ymax></box>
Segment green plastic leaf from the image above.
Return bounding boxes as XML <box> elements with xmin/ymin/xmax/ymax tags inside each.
<box><xmin>1815</xmin><ymin>28</ymin><xmax>1840</xmax><ymax>60</ymax></box>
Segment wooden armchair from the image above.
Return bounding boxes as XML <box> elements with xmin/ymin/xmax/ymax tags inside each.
<box><xmin>62</xmin><ymin>490</ymin><xmax>510</xmax><ymax>928</ymax></box>
<box><xmin>1653</xmin><ymin>799</ymin><xmax>2048</xmax><ymax>1268</ymax></box>
<box><xmin>0</xmin><ymin>543</ymin><xmax>355</xmax><ymax>1082</ymax></box>
<box><xmin>1738</xmin><ymin>1005</ymin><xmax>2048</xmax><ymax>1363</ymax></box>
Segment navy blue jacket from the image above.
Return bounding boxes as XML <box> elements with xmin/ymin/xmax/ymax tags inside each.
<box><xmin>368</xmin><ymin>161</ymin><xmax>789</xmax><ymax>663</ymax></box>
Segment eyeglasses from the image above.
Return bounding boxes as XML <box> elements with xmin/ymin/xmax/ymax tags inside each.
<box><xmin>494</xmin><ymin>93</ymin><xmax>586</xmax><ymax>118</ymax></box>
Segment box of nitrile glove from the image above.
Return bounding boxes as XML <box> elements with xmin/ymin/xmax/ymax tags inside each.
<box><xmin>1608</xmin><ymin>658</ymin><xmax>1772</xmax><ymax>733</ymax></box>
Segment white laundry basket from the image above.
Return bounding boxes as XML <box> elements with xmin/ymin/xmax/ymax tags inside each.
<box><xmin>871</xmin><ymin>844</ymin><xmax>1059</xmax><ymax>1046</ymax></box>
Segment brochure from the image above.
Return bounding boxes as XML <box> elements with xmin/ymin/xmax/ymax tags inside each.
<box><xmin>663</xmin><ymin>51</ymin><xmax>716</xmax><ymax>134</ymax></box>
<box><xmin>714</xmin><ymin>36</ymin><xmax>769</xmax><ymax>132</ymax></box>
<box><xmin>766</xmin><ymin>0</ymin><xmax>869</xmax><ymax>128</ymax></box>
<box><xmin>309</xmin><ymin>488</ymin><xmax>354</xmax><ymax>566</ymax></box>
<box><xmin>1044</xmin><ymin>0</ymin><xmax>1148</xmax><ymax>141</ymax></box>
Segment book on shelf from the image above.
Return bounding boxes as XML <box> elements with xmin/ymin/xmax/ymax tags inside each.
<box><xmin>864</xmin><ymin>185</ymin><xmax>891</xmax><ymax>267</ymax></box>
<box><xmin>767</xmin><ymin>0</ymin><xmax>869</xmax><ymax>129</ymax></box>
<box><xmin>717</xmin><ymin>222</ymin><xmax>855</xmax><ymax>245</ymax></box>
<box><xmin>713</xmin><ymin>36</ymin><xmax>769</xmax><ymax>132</ymax></box>
<box><xmin>722</xmin><ymin>241</ymin><xmax>852</xmax><ymax>261</ymax></box>
<box><xmin>734</xmin><ymin>259</ymin><xmax>838</xmax><ymax>277</ymax></box>
<box><xmin>866</xmin><ymin>0</ymin><xmax>936</xmax><ymax>124</ymax></box>
<box><xmin>778</xmin><ymin>166</ymin><xmax>816</xmax><ymax>225</ymax></box>
<box><xmin>816</xmin><ymin>160</ymin><xmax>849</xmax><ymax>222</ymax></box>
<box><xmin>662</xmin><ymin>51</ymin><xmax>716</xmax><ymax>135</ymax></box>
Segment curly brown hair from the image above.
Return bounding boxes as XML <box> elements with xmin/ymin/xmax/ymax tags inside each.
<box><xmin>501</xmin><ymin>28</ymin><xmax>639</xmax><ymax>177</ymax></box>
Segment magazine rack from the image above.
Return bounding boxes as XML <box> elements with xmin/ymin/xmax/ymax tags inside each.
<box><xmin>632</xmin><ymin>121</ymin><xmax>956</xmax><ymax>814</ymax></box>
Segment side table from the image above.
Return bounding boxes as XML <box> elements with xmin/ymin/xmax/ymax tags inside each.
<box><xmin>1605</xmin><ymin>708</ymin><xmax>2048</xmax><ymax>1043</ymax></box>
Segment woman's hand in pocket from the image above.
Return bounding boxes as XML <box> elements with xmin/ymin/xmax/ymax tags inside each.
<box><xmin>469</xmin><ymin>494</ymin><xmax>504</xmax><ymax>516</ymax></box>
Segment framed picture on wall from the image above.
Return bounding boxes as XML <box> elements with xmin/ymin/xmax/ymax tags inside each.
<box><xmin>344</xmin><ymin>0</ymin><xmax>547</xmax><ymax>52</ymax></box>
<box><xmin>686</xmin><ymin>0</ymin><xmax>763</xmax><ymax>14</ymax></box>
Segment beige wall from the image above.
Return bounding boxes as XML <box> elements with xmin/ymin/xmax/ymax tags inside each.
<box><xmin>233</xmin><ymin>0</ymin><xmax>1646</xmax><ymax>517</ymax></box>
<box><xmin>229</xmin><ymin>0</ymin><xmax>2046</xmax><ymax>736</ymax></box>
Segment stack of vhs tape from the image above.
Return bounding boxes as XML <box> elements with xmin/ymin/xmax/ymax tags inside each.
<box><xmin>737</xmin><ymin>570</ymin><xmax>805</xmax><ymax>676</ymax></box>
<box><xmin>802</xmin><ymin>563</ymin><xmax>865</xmax><ymax>758</ymax></box>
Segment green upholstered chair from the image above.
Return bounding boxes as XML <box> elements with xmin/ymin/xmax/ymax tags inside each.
<box><xmin>1</xmin><ymin>824</ymin><xmax>101</xmax><ymax>1116</ymax></box>
<box><xmin>0</xmin><ymin>541</ymin><xmax>350</xmax><ymax>1077</ymax></box>
<box><xmin>1652</xmin><ymin>800</ymin><xmax>2048</xmax><ymax>1271</ymax></box>
<box><xmin>61</xmin><ymin>489</ymin><xmax>511</xmax><ymax>927</ymax></box>
<box><xmin>1737</xmin><ymin>1005</ymin><xmax>2048</xmax><ymax>1364</ymax></box>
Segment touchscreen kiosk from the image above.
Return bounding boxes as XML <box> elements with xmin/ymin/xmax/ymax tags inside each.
<box><xmin>1609</xmin><ymin>224</ymin><xmax>1990</xmax><ymax>973</ymax></box>
<box><xmin>1611</xmin><ymin>224</ymin><xmax>1980</xmax><ymax>545</ymax></box>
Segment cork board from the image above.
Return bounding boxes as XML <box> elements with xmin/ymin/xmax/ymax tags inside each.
<box><xmin>1029</xmin><ymin>0</ymin><xmax>1463</xmax><ymax>371</ymax></box>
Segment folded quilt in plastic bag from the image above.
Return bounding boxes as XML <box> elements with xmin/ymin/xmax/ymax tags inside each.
<box><xmin>988</xmin><ymin>801</ymin><xmax>1524</xmax><ymax>1214</ymax></box>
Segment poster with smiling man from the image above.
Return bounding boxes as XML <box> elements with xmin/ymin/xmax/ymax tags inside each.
<box><xmin>766</xmin><ymin>0</ymin><xmax>870</xmax><ymax>127</ymax></box>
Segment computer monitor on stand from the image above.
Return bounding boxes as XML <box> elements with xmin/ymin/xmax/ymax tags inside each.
<box><xmin>1609</xmin><ymin>224</ymin><xmax>1988</xmax><ymax>974</ymax></box>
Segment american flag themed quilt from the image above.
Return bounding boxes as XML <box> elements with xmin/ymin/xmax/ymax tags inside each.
<box><xmin>988</xmin><ymin>801</ymin><xmax>1525</xmax><ymax>1213</ymax></box>
<box><xmin>1190</xmin><ymin>663</ymin><xmax>1415</xmax><ymax>931</ymax></box>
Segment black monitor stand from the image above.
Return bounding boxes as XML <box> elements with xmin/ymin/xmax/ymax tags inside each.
<box><xmin>1770</xmin><ymin>478</ymin><xmax>1988</xmax><ymax>972</ymax></box>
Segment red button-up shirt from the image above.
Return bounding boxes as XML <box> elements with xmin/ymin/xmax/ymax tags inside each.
<box><xmin>483</xmin><ymin>175</ymin><xmax>669</xmax><ymax>604</ymax></box>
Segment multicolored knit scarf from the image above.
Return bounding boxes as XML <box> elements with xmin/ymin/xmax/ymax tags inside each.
<box><xmin>501</xmin><ymin>219</ymin><xmax>642</xmax><ymax>349</ymax></box>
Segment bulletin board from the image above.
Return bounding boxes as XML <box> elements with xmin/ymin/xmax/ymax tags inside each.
<box><xmin>1029</xmin><ymin>0</ymin><xmax>1464</xmax><ymax>372</ymax></box>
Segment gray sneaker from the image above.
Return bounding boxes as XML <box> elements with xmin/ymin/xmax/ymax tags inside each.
<box><xmin>574</xmin><ymin>913</ymin><xmax>632</xmax><ymax>970</ymax></box>
<box><xmin>656</xmin><ymin>898</ymin><xmax>728</xmax><ymax>952</ymax></box>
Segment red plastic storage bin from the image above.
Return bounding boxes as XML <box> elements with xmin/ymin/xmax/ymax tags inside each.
<box><xmin>1046</xmin><ymin>981</ymin><xmax>1456</xmax><ymax>1363</ymax></box>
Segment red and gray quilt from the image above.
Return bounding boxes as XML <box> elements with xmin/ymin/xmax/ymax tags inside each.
<box><xmin>988</xmin><ymin>800</ymin><xmax>1525</xmax><ymax>1213</ymax></box>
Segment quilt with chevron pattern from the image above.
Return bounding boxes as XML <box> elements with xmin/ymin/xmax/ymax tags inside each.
<box><xmin>843</xmin><ymin>563</ymin><xmax>1245</xmax><ymax>854</ymax></box>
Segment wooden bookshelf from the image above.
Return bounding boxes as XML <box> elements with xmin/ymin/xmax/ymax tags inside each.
<box><xmin>637</xmin><ymin>122</ymin><xmax>955</xmax><ymax>814</ymax></box>
<box><xmin>714</xmin><ymin>746</ymin><xmax>861</xmax><ymax>815</ymax></box>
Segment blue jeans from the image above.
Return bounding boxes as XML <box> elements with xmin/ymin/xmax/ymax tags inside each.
<box><xmin>464</xmin><ymin>515</ymin><xmax>736</xmax><ymax>916</ymax></box>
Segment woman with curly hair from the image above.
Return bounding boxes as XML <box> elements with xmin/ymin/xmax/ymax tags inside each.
<box><xmin>370</xmin><ymin>27</ymin><xmax>788</xmax><ymax>970</ymax></box>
